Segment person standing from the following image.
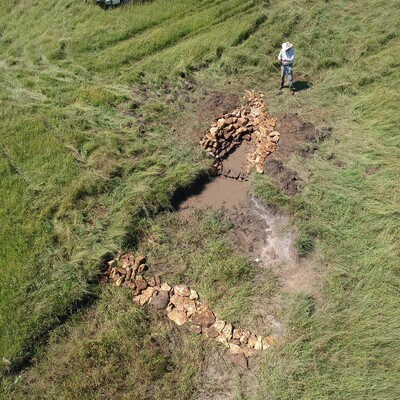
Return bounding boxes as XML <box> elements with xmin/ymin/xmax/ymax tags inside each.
<box><xmin>278</xmin><ymin>42</ymin><xmax>295</xmax><ymax>92</ymax></box>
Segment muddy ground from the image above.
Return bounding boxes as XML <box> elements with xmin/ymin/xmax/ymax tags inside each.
<box><xmin>264</xmin><ymin>113</ymin><xmax>332</xmax><ymax>194</ymax></box>
<box><xmin>173</xmin><ymin>108</ymin><xmax>327</xmax><ymax>399</ymax></box>
<box><xmin>132</xmin><ymin>84</ymin><xmax>326</xmax><ymax>399</ymax></box>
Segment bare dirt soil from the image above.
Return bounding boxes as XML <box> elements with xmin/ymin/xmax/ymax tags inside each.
<box><xmin>264</xmin><ymin>113</ymin><xmax>332</xmax><ymax>194</ymax></box>
<box><xmin>200</xmin><ymin>91</ymin><xmax>240</xmax><ymax>118</ymax></box>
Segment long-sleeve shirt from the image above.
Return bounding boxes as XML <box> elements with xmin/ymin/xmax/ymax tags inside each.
<box><xmin>278</xmin><ymin>48</ymin><xmax>295</xmax><ymax>65</ymax></box>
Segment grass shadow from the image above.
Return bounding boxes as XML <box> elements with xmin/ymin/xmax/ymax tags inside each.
<box><xmin>293</xmin><ymin>80</ymin><xmax>312</xmax><ymax>92</ymax></box>
<box><xmin>170</xmin><ymin>171</ymin><xmax>214</xmax><ymax>210</ymax></box>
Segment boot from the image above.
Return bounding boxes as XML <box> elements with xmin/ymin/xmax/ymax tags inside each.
<box><xmin>279</xmin><ymin>78</ymin><xmax>284</xmax><ymax>90</ymax></box>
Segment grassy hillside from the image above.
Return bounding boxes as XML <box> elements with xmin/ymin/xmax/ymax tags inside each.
<box><xmin>0</xmin><ymin>0</ymin><xmax>269</xmax><ymax>371</ymax></box>
<box><xmin>1</xmin><ymin>0</ymin><xmax>399</xmax><ymax>398</ymax></box>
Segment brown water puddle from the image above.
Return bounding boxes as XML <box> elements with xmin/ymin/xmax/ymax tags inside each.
<box><xmin>177</xmin><ymin>141</ymin><xmax>319</xmax><ymax>297</ymax></box>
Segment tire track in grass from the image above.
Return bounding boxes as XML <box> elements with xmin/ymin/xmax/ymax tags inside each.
<box><xmin>130</xmin><ymin>11</ymin><xmax>265</xmax><ymax>77</ymax></box>
<box><xmin>86</xmin><ymin>0</ymin><xmax>258</xmax><ymax>72</ymax></box>
<box><xmin>77</xmin><ymin>0</ymin><xmax>221</xmax><ymax>53</ymax></box>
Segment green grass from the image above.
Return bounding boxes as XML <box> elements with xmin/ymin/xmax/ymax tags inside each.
<box><xmin>1</xmin><ymin>0</ymin><xmax>400</xmax><ymax>398</ymax></box>
<box><xmin>0</xmin><ymin>0</ymin><xmax>267</xmax><ymax>376</ymax></box>
<box><xmin>139</xmin><ymin>210</ymin><xmax>257</xmax><ymax>323</ymax></box>
<box><xmin>3</xmin><ymin>287</ymin><xmax>206</xmax><ymax>400</ymax></box>
<box><xmin>4</xmin><ymin>210</ymin><xmax>259</xmax><ymax>400</ymax></box>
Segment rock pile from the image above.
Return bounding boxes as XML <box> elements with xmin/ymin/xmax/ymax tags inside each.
<box><xmin>199</xmin><ymin>91</ymin><xmax>280</xmax><ymax>176</ymax></box>
<box><xmin>102</xmin><ymin>252</ymin><xmax>283</xmax><ymax>369</ymax></box>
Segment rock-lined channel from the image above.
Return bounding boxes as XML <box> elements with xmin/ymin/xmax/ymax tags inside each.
<box><xmin>200</xmin><ymin>91</ymin><xmax>280</xmax><ymax>177</ymax></box>
<box><xmin>102</xmin><ymin>252</ymin><xmax>283</xmax><ymax>369</ymax></box>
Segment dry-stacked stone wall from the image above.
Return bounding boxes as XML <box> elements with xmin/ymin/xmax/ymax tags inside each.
<box><xmin>200</xmin><ymin>91</ymin><xmax>281</xmax><ymax>177</ymax></box>
<box><xmin>102</xmin><ymin>252</ymin><xmax>283</xmax><ymax>369</ymax></box>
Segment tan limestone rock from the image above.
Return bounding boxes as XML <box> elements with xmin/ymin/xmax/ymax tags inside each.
<box><xmin>189</xmin><ymin>324</ymin><xmax>202</xmax><ymax>335</ymax></box>
<box><xmin>190</xmin><ymin>305</ymin><xmax>215</xmax><ymax>327</ymax></box>
<box><xmin>189</xmin><ymin>289</ymin><xmax>199</xmax><ymax>300</ymax></box>
<box><xmin>217</xmin><ymin>118</ymin><xmax>227</xmax><ymax>129</ymax></box>
<box><xmin>223</xmin><ymin>131</ymin><xmax>233</xmax><ymax>140</ymax></box>
<box><xmin>248</xmin><ymin>334</ymin><xmax>257</xmax><ymax>348</ymax></box>
<box><xmin>161</xmin><ymin>282</ymin><xmax>171</xmax><ymax>292</ymax></box>
<box><xmin>126</xmin><ymin>267</ymin><xmax>132</xmax><ymax>281</ymax></box>
<box><xmin>137</xmin><ymin>287</ymin><xmax>157</xmax><ymax>305</ymax></box>
<box><xmin>236</xmin><ymin>126</ymin><xmax>248</xmax><ymax>135</ymax></box>
<box><xmin>265</xmin><ymin>116</ymin><xmax>277</xmax><ymax>127</ymax></box>
<box><xmin>259</xmin><ymin>125</ymin><xmax>272</xmax><ymax>136</ymax></box>
<box><xmin>111</xmin><ymin>269</ymin><xmax>120</xmax><ymax>281</ymax></box>
<box><xmin>213</xmin><ymin>320</ymin><xmax>226</xmax><ymax>333</ymax></box>
<box><xmin>228</xmin><ymin>343</ymin><xmax>243</xmax><ymax>355</ymax></box>
<box><xmin>256</xmin><ymin>163</ymin><xmax>264</xmax><ymax>174</ymax></box>
<box><xmin>240</xmin><ymin>331</ymin><xmax>251</xmax><ymax>345</ymax></box>
<box><xmin>174</xmin><ymin>284</ymin><xmax>191</xmax><ymax>297</ymax></box>
<box><xmin>134</xmin><ymin>276</ymin><xmax>148</xmax><ymax>293</ymax></box>
<box><xmin>137</xmin><ymin>263</ymin><xmax>148</xmax><ymax>274</ymax></box>
<box><xmin>169</xmin><ymin>295</ymin><xmax>196</xmax><ymax>315</ymax></box>
<box><xmin>206</xmin><ymin>132</ymin><xmax>217</xmax><ymax>142</ymax></box>
<box><xmin>115</xmin><ymin>276</ymin><xmax>125</xmax><ymax>287</ymax></box>
<box><xmin>262</xmin><ymin>337</ymin><xmax>271</xmax><ymax>350</ymax></box>
<box><xmin>254</xmin><ymin>336</ymin><xmax>263</xmax><ymax>350</ymax></box>
<box><xmin>203</xmin><ymin>326</ymin><xmax>219</xmax><ymax>338</ymax></box>
<box><xmin>209</xmin><ymin>127</ymin><xmax>218</xmax><ymax>136</ymax></box>
<box><xmin>270</xmin><ymin>135</ymin><xmax>280</xmax><ymax>144</ymax></box>
<box><xmin>215</xmin><ymin>335</ymin><xmax>230</xmax><ymax>348</ymax></box>
<box><xmin>233</xmin><ymin>328</ymin><xmax>243</xmax><ymax>340</ymax></box>
<box><xmin>167</xmin><ymin>309</ymin><xmax>188</xmax><ymax>326</ymax></box>
<box><xmin>222</xmin><ymin>323</ymin><xmax>233</xmax><ymax>341</ymax></box>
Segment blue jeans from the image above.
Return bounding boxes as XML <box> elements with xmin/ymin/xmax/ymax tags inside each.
<box><xmin>281</xmin><ymin>64</ymin><xmax>293</xmax><ymax>88</ymax></box>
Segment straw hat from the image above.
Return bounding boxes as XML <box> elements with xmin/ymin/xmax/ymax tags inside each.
<box><xmin>282</xmin><ymin>42</ymin><xmax>293</xmax><ymax>51</ymax></box>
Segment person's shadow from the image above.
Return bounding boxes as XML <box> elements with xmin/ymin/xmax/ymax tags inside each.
<box><xmin>292</xmin><ymin>80</ymin><xmax>312</xmax><ymax>92</ymax></box>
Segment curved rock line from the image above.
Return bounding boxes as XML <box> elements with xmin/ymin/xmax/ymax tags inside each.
<box><xmin>102</xmin><ymin>252</ymin><xmax>284</xmax><ymax>369</ymax></box>
<box><xmin>199</xmin><ymin>90</ymin><xmax>280</xmax><ymax>177</ymax></box>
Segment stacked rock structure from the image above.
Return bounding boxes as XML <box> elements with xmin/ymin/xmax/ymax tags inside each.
<box><xmin>102</xmin><ymin>252</ymin><xmax>283</xmax><ymax>369</ymax></box>
<box><xmin>199</xmin><ymin>91</ymin><xmax>280</xmax><ymax>176</ymax></box>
